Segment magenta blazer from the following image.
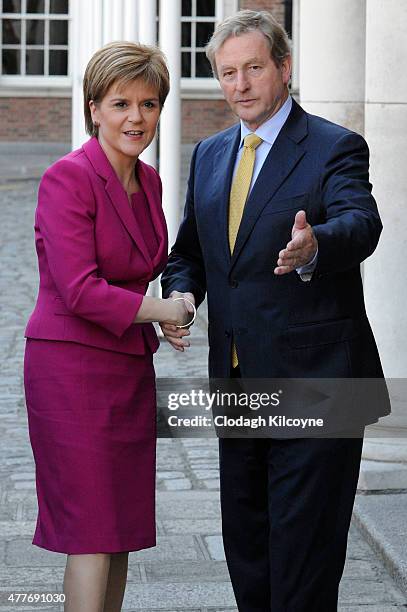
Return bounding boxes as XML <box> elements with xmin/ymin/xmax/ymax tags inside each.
<box><xmin>25</xmin><ymin>136</ymin><xmax>168</xmax><ymax>354</ymax></box>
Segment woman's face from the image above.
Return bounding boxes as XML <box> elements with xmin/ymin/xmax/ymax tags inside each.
<box><xmin>89</xmin><ymin>78</ymin><xmax>161</xmax><ymax>164</ymax></box>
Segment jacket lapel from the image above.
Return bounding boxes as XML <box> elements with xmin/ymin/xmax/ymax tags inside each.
<box><xmin>83</xmin><ymin>137</ymin><xmax>153</xmax><ymax>271</ymax></box>
<box><xmin>212</xmin><ymin>126</ymin><xmax>241</xmax><ymax>261</ymax></box>
<box><xmin>104</xmin><ymin>174</ymin><xmax>153</xmax><ymax>270</ymax></box>
<box><xmin>230</xmin><ymin>101</ymin><xmax>308</xmax><ymax>269</ymax></box>
<box><xmin>137</xmin><ymin>160</ymin><xmax>168</xmax><ymax>271</ymax></box>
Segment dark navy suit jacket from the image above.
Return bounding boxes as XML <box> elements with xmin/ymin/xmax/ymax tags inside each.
<box><xmin>162</xmin><ymin>100</ymin><xmax>389</xmax><ymax>421</ymax></box>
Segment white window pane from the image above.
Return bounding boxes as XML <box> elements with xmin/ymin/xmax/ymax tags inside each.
<box><xmin>196</xmin><ymin>0</ymin><xmax>215</xmax><ymax>16</ymax></box>
<box><xmin>196</xmin><ymin>52</ymin><xmax>212</xmax><ymax>77</ymax></box>
<box><xmin>26</xmin><ymin>19</ymin><xmax>45</xmax><ymax>44</ymax></box>
<box><xmin>49</xmin><ymin>0</ymin><xmax>69</xmax><ymax>14</ymax></box>
<box><xmin>182</xmin><ymin>0</ymin><xmax>192</xmax><ymax>16</ymax></box>
<box><xmin>49</xmin><ymin>48</ymin><xmax>67</xmax><ymax>74</ymax></box>
<box><xmin>182</xmin><ymin>51</ymin><xmax>191</xmax><ymax>78</ymax></box>
<box><xmin>196</xmin><ymin>21</ymin><xmax>214</xmax><ymax>47</ymax></box>
<box><xmin>181</xmin><ymin>22</ymin><xmax>191</xmax><ymax>47</ymax></box>
<box><xmin>2</xmin><ymin>18</ymin><xmax>21</xmax><ymax>43</ymax></box>
<box><xmin>2</xmin><ymin>48</ymin><xmax>21</xmax><ymax>73</ymax></box>
<box><xmin>26</xmin><ymin>0</ymin><xmax>45</xmax><ymax>13</ymax></box>
<box><xmin>26</xmin><ymin>48</ymin><xmax>44</xmax><ymax>74</ymax></box>
<box><xmin>3</xmin><ymin>0</ymin><xmax>21</xmax><ymax>13</ymax></box>
<box><xmin>49</xmin><ymin>19</ymin><xmax>68</xmax><ymax>44</ymax></box>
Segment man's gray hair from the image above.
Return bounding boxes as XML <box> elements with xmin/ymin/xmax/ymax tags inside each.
<box><xmin>205</xmin><ymin>10</ymin><xmax>291</xmax><ymax>79</ymax></box>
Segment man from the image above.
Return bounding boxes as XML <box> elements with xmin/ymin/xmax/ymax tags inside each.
<box><xmin>161</xmin><ymin>10</ymin><xmax>389</xmax><ymax>612</ymax></box>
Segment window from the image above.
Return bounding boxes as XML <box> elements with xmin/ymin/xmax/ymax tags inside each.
<box><xmin>181</xmin><ymin>0</ymin><xmax>216</xmax><ymax>78</ymax></box>
<box><xmin>1</xmin><ymin>0</ymin><xmax>69</xmax><ymax>77</ymax></box>
<box><xmin>284</xmin><ymin>0</ymin><xmax>292</xmax><ymax>39</ymax></box>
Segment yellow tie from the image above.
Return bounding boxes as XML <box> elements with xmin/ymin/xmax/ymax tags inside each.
<box><xmin>228</xmin><ymin>133</ymin><xmax>263</xmax><ymax>368</ymax></box>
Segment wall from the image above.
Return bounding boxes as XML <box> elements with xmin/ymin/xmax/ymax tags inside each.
<box><xmin>0</xmin><ymin>98</ymin><xmax>71</xmax><ymax>143</ymax></box>
<box><xmin>0</xmin><ymin>0</ymin><xmax>286</xmax><ymax>144</ymax></box>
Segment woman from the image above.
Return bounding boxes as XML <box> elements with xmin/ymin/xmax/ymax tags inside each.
<box><xmin>24</xmin><ymin>42</ymin><xmax>192</xmax><ymax>611</ymax></box>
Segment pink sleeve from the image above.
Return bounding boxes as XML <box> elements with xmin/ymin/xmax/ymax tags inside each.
<box><xmin>37</xmin><ymin>160</ymin><xmax>143</xmax><ymax>338</ymax></box>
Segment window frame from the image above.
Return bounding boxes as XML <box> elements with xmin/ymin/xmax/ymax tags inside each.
<box><xmin>0</xmin><ymin>0</ymin><xmax>71</xmax><ymax>96</ymax></box>
<box><xmin>180</xmin><ymin>0</ymin><xmax>238</xmax><ymax>94</ymax></box>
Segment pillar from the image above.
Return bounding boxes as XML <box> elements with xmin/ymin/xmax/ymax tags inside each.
<box><xmin>361</xmin><ymin>0</ymin><xmax>407</xmax><ymax>471</ymax></box>
<box><xmin>158</xmin><ymin>0</ymin><xmax>181</xmax><ymax>248</ymax></box>
<box><xmin>299</xmin><ymin>0</ymin><xmax>366</xmax><ymax>134</ymax></box>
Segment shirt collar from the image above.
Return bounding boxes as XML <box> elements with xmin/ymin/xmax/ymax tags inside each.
<box><xmin>239</xmin><ymin>95</ymin><xmax>293</xmax><ymax>147</ymax></box>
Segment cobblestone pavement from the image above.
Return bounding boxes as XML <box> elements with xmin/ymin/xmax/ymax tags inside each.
<box><xmin>0</xmin><ymin>180</ymin><xmax>406</xmax><ymax>611</ymax></box>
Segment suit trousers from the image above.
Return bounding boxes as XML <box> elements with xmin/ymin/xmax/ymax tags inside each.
<box><xmin>218</xmin><ymin>371</ymin><xmax>363</xmax><ymax>611</ymax></box>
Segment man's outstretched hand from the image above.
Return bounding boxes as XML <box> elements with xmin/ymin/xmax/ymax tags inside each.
<box><xmin>274</xmin><ymin>210</ymin><xmax>318</xmax><ymax>275</ymax></box>
<box><xmin>160</xmin><ymin>291</ymin><xmax>195</xmax><ymax>351</ymax></box>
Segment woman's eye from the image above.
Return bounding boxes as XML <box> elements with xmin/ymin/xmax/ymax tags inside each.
<box><xmin>144</xmin><ymin>101</ymin><xmax>156</xmax><ymax>109</ymax></box>
<box><xmin>114</xmin><ymin>101</ymin><xmax>127</xmax><ymax>108</ymax></box>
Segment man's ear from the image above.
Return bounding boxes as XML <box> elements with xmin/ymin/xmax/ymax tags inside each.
<box><xmin>281</xmin><ymin>55</ymin><xmax>292</xmax><ymax>85</ymax></box>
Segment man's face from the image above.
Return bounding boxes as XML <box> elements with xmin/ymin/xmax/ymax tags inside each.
<box><xmin>215</xmin><ymin>31</ymin><xmax>291</xmax><ymax>131</ymax></box>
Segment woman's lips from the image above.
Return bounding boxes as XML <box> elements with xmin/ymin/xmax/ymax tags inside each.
<box><xmin>123</xmin><ymin>131</ymin><xmax>144</xmax><ymax>140</ymax></box>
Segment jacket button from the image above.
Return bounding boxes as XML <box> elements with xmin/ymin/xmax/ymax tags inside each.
<box><xmin>230</xmin><ymin>279</ymin><xmax>238</xmax><ymax>288</ymax></box>
<box><xmin>225</xmin><ymin>330</ymin><xmax>231</xmax><ymax>338</ymax></box>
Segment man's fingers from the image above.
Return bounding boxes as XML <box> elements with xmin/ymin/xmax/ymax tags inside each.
<box><xmin>170</xmin><ymin>337</ymin><xmax>190</xmax><ymax>349</ymax></box>
<box><xmin>162</xmin><ymin>327</ymin><xmax>190</xmax><ymax>339</ymax></box>
<box><xmin>165</xmin><ymin>335</ymin><xmax>191</xmax><ymax>350</ymax></box>
<box><xmin>278</xmin><ymin>248</ymin><xmax>305</xmax><ymax>265</ymax></box>
<box><xmin>277</xmin><ymin>256</ymin><xmax>297</xmax><ymax>267</ymax></box>
<box><xmin>293</xmin><ymin>210</ymin><xmax>307</xmax><ymax>230</ymax></box>
<box><xmin>274</xmin><ymin>265</ymin><xmax>293</xmax><ymax>275</ymax></box>
<box><xmin>286</xmin><ymin>238</ymin><xmax>308</xmax><ymax>251</ymax></box>
<box><xmin>183</xmin><ymin>292</ymin><xmax>196</xmax><ymax>313</ymax></box>
<box><xmin>279</xmin><ymin>243</ymin><xmax>305</xmax><ymax>259</ymax></box>
<box><xmin>169</xmin><ymin>290</ymin><xmax>196</xmax><ymax>313</ymax></box>
<box><xmin>161</xmin><ymin>322</ymin><xmax>190</xmax><ymax>333</ymax></box>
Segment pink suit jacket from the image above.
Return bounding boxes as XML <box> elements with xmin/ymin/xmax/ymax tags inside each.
<box><xmin>25</xmin><ymin>136</ymin><xmax>168</xmax><ymax>355</ymax></box>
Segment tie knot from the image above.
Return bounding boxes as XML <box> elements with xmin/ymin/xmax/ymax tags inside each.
<box><xmin>244</xmin><ymin>133</ymin><xmax>263</xmax><ymax>150</ymax></box>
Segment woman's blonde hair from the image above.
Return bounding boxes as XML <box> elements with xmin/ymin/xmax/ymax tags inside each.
<box><xmin>83</xmin><ymin>41</ymin><xmax>170</xmax><ymax>136</ymax></box>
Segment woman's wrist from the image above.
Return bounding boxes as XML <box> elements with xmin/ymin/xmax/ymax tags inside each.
<box><xmin>134</xmin><ymin>296</ymin><xmax>180</xmax><ymax>325</ymax></box>
<box><xmin>172</xmin><ymin>297</ymin><xmax>196</xmax><ymax>328</ymax></box>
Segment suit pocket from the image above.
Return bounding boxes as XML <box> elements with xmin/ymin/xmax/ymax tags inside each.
<box><xmin>54</xmin><ymin>296</ymin><xmax>75</xmax><ymax>317</ymax></box>
<box><xmin>288</xmin><ymin>318</ymin><xmax>359</xmax><ymax>349</ymax></box>
<box><xmin>261</xmin><ymin>194</ymin><xmax>309</xmax><ymax>216</ymax></box>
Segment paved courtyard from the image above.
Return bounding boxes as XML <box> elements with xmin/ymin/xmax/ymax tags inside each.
<box><xmin>0</xmin><ymin>179</ymin><xmax>406</xmax><ymax>610</ymax></box>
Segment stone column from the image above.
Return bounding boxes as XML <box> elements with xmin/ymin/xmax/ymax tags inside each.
<box><xmin>298</xmin><ymin>0</ymin><xmax>366</xmax><ymax>134</ymax></box>
<box><xmin>360</xmin><ymin>0</ymin><xmax>407</xmax><ymax>478</ymax></box>
<box><xmin>71</xmin><ymin>0</ymin><xmax>103</xmax><ymax>149</ymax></box>
<box><xmin>158</xmin><ymin>0</ymin><xmax>181</xmax><ymax>247</ymax></box>
<box><xmin>71</xmin><ymin>0</ymin><xmax>139</xmax><ymax>150</ymax></box>
<box><xmin>123</xmin><ymin>0</ymin><xmax>138</xmax><ymax>41</ymax></box>
<box><xmin>138</xmin><ymin>0</ymin><xmax>158</xmax><ymax>169</ymax></box>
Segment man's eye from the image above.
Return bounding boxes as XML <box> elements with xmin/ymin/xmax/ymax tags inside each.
<box><xmin>223</xmin><ymin>71</ymin><xmax>234</xmax><ymax>78</ymax></box>
<box><xmin>249</xmin><ymin>65</ymin><xmax>261</xmax><ymax>71</ymax></box>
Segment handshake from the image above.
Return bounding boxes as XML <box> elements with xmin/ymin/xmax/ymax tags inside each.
<box><xmin>160</xmin><ymin>290</ymin><xmax>196</xmax><ymax>352</ymax></box>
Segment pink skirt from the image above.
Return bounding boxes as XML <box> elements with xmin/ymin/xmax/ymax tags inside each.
<box><xmin>24</xmin><ymin>338</ymin><xmax>156</xmax><ymax>554</ymax></box>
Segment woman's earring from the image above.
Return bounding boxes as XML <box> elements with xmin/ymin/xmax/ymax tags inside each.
<box><xmin>93</xmin><ymin>121</ymin><xmax>100</xmax><ymax>128</ymax></box>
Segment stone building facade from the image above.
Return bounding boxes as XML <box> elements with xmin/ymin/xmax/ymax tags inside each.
<box><xmin>0</xmin><ymin>0</ymin><xmax>288</xmax><ymax>145</ymax></box>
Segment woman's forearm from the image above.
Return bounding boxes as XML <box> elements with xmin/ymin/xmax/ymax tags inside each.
<box><xmin>134</xmin><ymin>296</ymin><xmax>179</xmax><ymax>325</ymax></box>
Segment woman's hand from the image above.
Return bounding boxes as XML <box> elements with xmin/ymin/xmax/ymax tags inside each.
<box><xmin>160</xmin><ymin>292</ymin><xmax>195</xmax><ymax>351</ymax></box>
<box><xmin>133</xmin><ymin>293</ymin><xmax>195</xmax><ymax>334</ymax></box>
